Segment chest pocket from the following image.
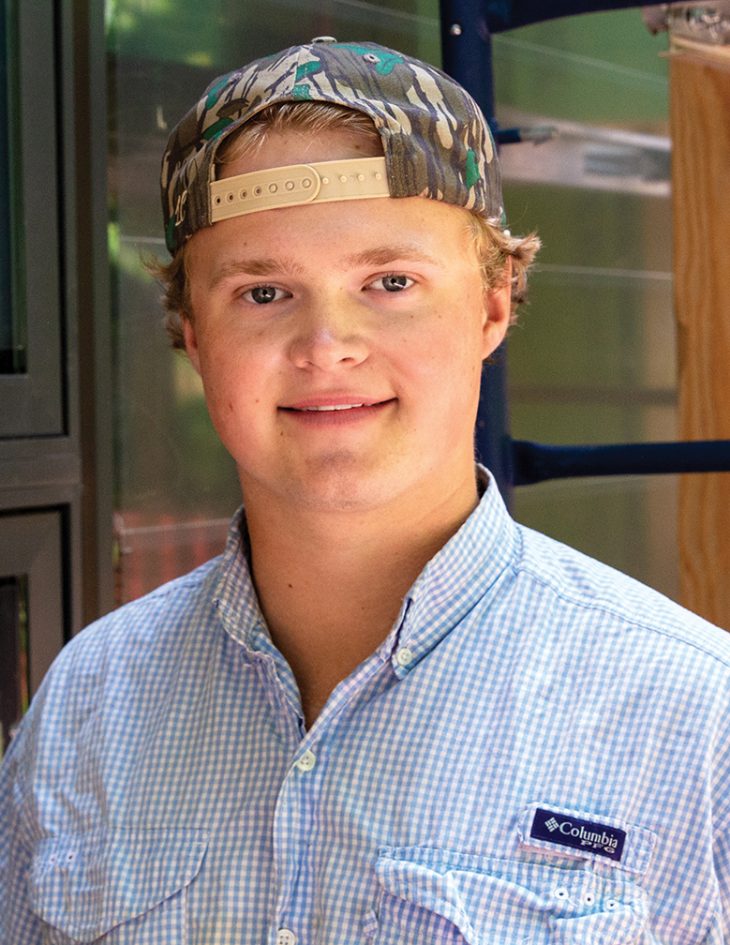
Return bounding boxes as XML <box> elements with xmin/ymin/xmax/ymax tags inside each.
<box><xmin>28</xmin><ymin>829</ymin><xmax>208</xmax><ymax>944</ymax></box>
<box><xmin>371</xmin><ymin>848</ymin><xmax>648</xmax><ymax>945</ymax></box>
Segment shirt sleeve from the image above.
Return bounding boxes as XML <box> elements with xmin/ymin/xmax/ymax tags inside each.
<box><xmin>0</xmin><ymin>717</ymin><xmax>46</xmax><ymax>943</ymax></box>
<box><xmin>712</xmin><ymin>826</ymin><xmax>730</xmax><ymax>942</ymax></box>
<box><xmin>709</xmin><ymin>680</ymin><xmax>730</xmax><ymax>944</ymax></box>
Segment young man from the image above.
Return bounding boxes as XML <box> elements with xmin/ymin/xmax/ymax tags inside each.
<box><xmin>2</xmin><ymin>37</ymin><xmax>730</xmax><ymax>945</ymax></box>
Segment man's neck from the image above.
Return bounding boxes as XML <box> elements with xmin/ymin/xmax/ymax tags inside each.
<box><xmin>241</xmin><ymin>470</ymin><xmax>481</xmax><ymax>726</ymax></box>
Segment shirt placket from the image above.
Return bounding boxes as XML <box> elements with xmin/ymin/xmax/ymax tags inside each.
<box><xmin>266</xmin><ymin>642</ymin><xmax>397</xmax><ymax>945</ymax></box>
<box><xmin>246</xmin><ymin>623</ymin><xmax>315</xmax><ymax>945</ymax></box>
<box><xmin>270</xmin><ymin>737</ymin><xmax>322</xmax><ymax>945</ymax></box>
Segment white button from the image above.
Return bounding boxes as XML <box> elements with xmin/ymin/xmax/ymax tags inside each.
<box><xmin>277</xmin><ymin>930</ymin><xmax>297</xmax><ymax>945</ymax></box>
<box><xmin>395</xmin><ymin>647</ymin><xmax>415</xmax><ymax>667</ymax></box>
<box><xmin>554</xmin><ymin>886</ymin><xmax>569</xmax><ymax>902</ymax></box>
<box><xmin>294</xmin><ymin>749</ymin><xmax>316</xmax><ymax>773</ymax></box>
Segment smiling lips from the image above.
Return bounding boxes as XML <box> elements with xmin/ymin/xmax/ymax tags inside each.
<box><xmin>295</xmin><ymin>404</ymin><xmax>366</xmax><ymax>412</ymax></box>
<box><xmin>280</xmin><ymin>398</ymin><xmax>395</xmax><ymax>420</ymax></box>
<box><xmin>282</xmin><ymin>396</ymin><xmax>394</xmax><ymax>411</ymax></box>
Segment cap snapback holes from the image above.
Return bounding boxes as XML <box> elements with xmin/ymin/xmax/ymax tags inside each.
<box><xmin>239</xmin><ymin>189</ymin><xmax>247</xmax><ymax>200</ymax></box>
<box><xmin>285</xmin><ymin>180</ymin><xmax>295</xmax><ymax>191</ymax></box>
<box><xmin>226</xmin><ymin>192</ymin><xmax>234</xmax><ymax>202</ymax></box>
<box><xmin>214</xmin><ymin>196</ymin><xmax>222</xmax><ymax>205</ymax></box>
<box><xmin>268</xmin><ymin>183</ymin><xmax>278</xmax><ymax>193</ymax></box>
<box><xmin>253</xmin><ymin>186</ymin><xmax>262</xmax><ymax>196</ymax></box>
<box><xmin>302</xmin><ymin>178</ymin><xmax>312</xmax><ymax>189</ymax></box>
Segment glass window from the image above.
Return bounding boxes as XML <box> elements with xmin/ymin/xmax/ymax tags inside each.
<box><xmin>0</xmin><ymin>509</ymin><xmax>64</xmax><ymax>753</ymax></box>
<box><xmin>0</xmin><ymin>0</ymin><xmax>25</xmax><ymax>375</ymax></box>
<box><xmin>0</xmin><ymin>1</ymin><xmax>63</xmax><ymax>433</ymax></box>
<box><xmin>494</xmin><ymin>11</ymin><xmax>678</xmax><ymax>600</ymax></box>
<box><xmin>0</xmin><ymin>575</ymin><xmax>29</xmax><ymax>754</ymax></box>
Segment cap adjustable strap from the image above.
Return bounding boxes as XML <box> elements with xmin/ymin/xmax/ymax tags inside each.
<box><xmin>209</xmin><ymin>156</ymin><xmax>389</xmax><ymax>222</ymax></box>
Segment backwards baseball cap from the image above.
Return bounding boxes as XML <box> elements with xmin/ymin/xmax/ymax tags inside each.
<box><xmin>161</xmin><ymin>37</ymin><xmax>503</xmax><ymax>255</ymax></box>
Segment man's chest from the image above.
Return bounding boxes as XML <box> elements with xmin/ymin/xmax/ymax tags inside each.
<box><xmin>28</xmin><ymin>651</ymin><xmax>718</xmax><ymax>945</ymax></box>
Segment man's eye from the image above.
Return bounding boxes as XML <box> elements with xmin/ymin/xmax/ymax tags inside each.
<box><xmin>369</xmin><ymin>274</ymin><xmax>413</xmax><ymax>293</ymax></box>
<box><xmin>243</xmin><ymin>285</ymin><xmax>289</xmax><ymax>304</ymax></box>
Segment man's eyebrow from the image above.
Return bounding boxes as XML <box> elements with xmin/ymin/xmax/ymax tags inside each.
<box><xmin>208</xmin><ymin>245</ymin><xmax>440</xmax><ymax>290</ymax></box>
<box><xmin>343</xmin><ymin>245</ymin><xmax>441</xmax><ymax>268</ymax></box>
<box><xmin>208</xmin><ymin>257</ymin><xmax>304</xmax><ymax>290</ymax></box>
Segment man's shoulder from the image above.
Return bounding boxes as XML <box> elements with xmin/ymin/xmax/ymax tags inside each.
<box><xmin>44</xmin><ymin>555</ymin><xmax>224</xmax><ymax>690</ymax></box>
<box><xmin>513</xmin><ymin>521</ymin><xmax>730</xmax><ymax>670</ymax></box>
<box><xmin>4</xmin><ymin>555</ymin><xmax>229</xmax><ymax>822</ymax></box>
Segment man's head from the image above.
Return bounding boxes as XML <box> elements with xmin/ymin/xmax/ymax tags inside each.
<box><xmin>155</xmin><ymin>39</ymin><xmax>539</xmax><ymax>514</ymax></box>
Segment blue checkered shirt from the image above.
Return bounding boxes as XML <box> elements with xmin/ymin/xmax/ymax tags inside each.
<box><xmin>2</xmin><ymin>472</ymin><xmax>730</xmax><ymax>944</ymax></box>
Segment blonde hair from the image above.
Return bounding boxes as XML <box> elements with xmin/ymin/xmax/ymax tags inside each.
<box><xmin>150</xmin><ymin>102</ymin><xmax>540</xmax><ymax>349</ymax></box>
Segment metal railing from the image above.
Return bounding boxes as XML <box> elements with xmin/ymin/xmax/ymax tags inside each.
<box><xmin>439</xmin><ymin>0</ymin><xmax>730</xmax><ymax>494</ymax></box>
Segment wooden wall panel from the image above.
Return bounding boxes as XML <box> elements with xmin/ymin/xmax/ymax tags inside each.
<box><xmin>670</xmin><ymin>44</ymin><xmax>730</xmax><ymax>629</ymax></box>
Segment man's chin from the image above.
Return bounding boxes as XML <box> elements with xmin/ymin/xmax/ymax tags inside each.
<box><xmin>283</xmin><ymin>455</ymin><xmax>408</xmax><ymax>514</ymax></box>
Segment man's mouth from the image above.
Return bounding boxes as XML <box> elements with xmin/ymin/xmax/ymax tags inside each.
<box><xmin>279</xmin><ymin>399</ymin><xmax>397</xmax><ymax>424</ymax></box>
<box><xmin>281</xmin><ymin>398</ymin><xmax>394</xmax><ymax>412</ymax></box>
<box><xmin>294</xmin><ymin>404</ymin><xmax>365</xmax><ymax>412</ymax></box>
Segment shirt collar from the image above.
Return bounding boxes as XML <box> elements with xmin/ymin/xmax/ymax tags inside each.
<box><xmin>381</xmin><ymin>465</ymin><xmax>519</xmax><ymax>678</ymax></box>
<box><xmin>212</xmin><ymin>513</ymin><xmax>269</xmax><ymax>652</ymax></box>
<box><xmin>212</xmin><ymin>466</ymin><xmax>519</xmax><ymax>668</ymax></box>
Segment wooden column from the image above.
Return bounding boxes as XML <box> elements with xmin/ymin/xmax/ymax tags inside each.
<box><xmin>670</xmin><ymin>39</ymin><xmax>730</xmax><ymax>629</ymax></box>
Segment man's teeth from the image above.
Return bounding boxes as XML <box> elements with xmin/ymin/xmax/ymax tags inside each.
<box><xmin>300</xmin><ymin>404</ymin><xmax>365</xmax><ymax>411</ymax></box>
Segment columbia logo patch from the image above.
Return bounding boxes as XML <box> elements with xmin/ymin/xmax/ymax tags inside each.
<box><xmin>531</xmin><ymin>807</ymin><xmax>626</xmax><ymax>862</ymax></box>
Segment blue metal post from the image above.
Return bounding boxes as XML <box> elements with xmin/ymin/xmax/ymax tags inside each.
<box><xmin>439</xmin><ymin>0</ymin><xmax>513</xmax><ymax>496</ymax></box>
<box><xmin>484</xmin><ymin>1</ymin><xmax>657</xmax><ymax>32</ymax></box>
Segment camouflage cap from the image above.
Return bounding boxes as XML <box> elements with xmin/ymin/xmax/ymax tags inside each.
<box><xmin>161</xmin><ymin>37</ymin><xmax>503</xmax><ymax>255</ymax></box>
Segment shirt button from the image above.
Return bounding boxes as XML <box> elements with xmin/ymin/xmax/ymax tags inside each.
<box><xmin>395</xmin><ymin>646</ymin><xmax>415</xmax><ymax>667</ymax></box>
<box><xmin>294</xmin><ymin>749</ymin><xmax>316</xmax><ymax>773</ymax></box>
<box><xmin>277</xmin><ymin>930</ymin><xmax>297</xmax><ymax>945</ymax></box>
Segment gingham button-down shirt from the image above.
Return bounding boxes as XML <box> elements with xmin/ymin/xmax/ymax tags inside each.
<box><xmin>2</xmin><ymin>472</ymin><xmax>730</xmax><ymax>944</ymax></box>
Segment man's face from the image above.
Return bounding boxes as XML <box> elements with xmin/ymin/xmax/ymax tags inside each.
<box><xmin>184</xmin><ymin>128</ymin><xmax>510</xmax><ymax>515</ymax></box>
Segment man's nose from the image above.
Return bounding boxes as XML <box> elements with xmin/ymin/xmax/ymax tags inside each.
<box><xmin>287</xmin><ymin>296</ymin><xmax>369</xmax><ymax>371</ymax></box>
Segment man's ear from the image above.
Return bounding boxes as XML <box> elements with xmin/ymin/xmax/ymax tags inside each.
<box><xmin>481</xmin><ymin>257</ymin><xmax>512</xmax><ymax>361</ymax></box>
<box><xmin>182</xmin><ymin>316</ymin><xmax>202</xmax><ymax>375</ymax></box>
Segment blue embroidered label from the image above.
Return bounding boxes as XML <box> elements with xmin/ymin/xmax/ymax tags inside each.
<box><xmin>530</xmin><ymin>808</ymin><xmax>626</xmax><ymax>862</ymax></box>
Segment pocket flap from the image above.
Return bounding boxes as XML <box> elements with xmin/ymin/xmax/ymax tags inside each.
<box><xmin>29</xmin><ymin>829</ymin><xmax>208</xmax><ymax>942</ymax></box>
<box><xmin>375</xmin><ymin>855</ymin><xmax>480</xmax><ymax>943</ymax></box>
<box><xmin>374</xmin><ymin>848</ymin><xmax>648</xmax><ymax>945</ymax></box>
